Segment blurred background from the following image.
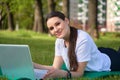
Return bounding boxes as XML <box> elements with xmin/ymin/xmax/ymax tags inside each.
<box><xmin>0</xmin><ymin>0</ymin><xmax>120</xmax><ymax>38</ymax></box>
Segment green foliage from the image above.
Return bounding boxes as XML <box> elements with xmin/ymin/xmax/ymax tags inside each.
<box><xmin>0</xmin><ymin>0</ymin><xmax>34</xmax><ymax>29</ymax></box>
<box><xmin>55</xmin><ymin>0</ymin><xmax>62</xmax><ymax>11</ymax></box>
<box><xmin>13</xmin><ymin>0</ymin><xmax>34</xmax><ymax>29</ymax></box>
<box><xmin>42</xmin><ymin>0</ymin><xmax>62</xmax><ymax>15</ymax></box>
<box><xmin>0</xmin><ymin>0</ymin><xmax>63</xmax><ymax>30</ymax></box>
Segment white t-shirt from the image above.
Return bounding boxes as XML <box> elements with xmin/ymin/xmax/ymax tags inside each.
<box><xmin>55</xmin><ymin>30</ymin><xmax>111</xmax><ymax>71</ymax></box>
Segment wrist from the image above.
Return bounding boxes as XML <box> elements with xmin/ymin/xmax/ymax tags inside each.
<box><xmin>66</xmin><ymin>70</ymin><xmax>72</xmax><ymax>79</ymax></box>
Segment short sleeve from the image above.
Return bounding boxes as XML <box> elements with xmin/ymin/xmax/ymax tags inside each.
<box><xmin>76</xmin><ymin>31</ymin><xmax>92</xmax><ymax>62</ymax></box>
<box><xmin>55</xmin><ymin>39</ymin><xmax>62</xmax><ymax>56</ymax></box>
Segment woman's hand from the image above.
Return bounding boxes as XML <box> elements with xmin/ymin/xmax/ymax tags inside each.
<box><xmin>43</xmin><ymin>68</ymin><xmax>67</xmax><ymax>79</ymax></box>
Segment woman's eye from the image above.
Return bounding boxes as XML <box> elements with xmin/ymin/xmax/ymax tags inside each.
<box><xmin>55</xmin><ymin>22</ymin><xmax>60</xmax><ymax>26</ymax></box>
<box><xmin>49</xmin><ymin>27</ymin><xmax>54</xmax><ymax>30</ymax></box>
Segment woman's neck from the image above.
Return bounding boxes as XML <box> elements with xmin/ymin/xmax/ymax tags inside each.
<box><xmin>63</xmin><ymin>27</ymin><xmax>70</xmax><ymax>41</ymax></box>
<box><xmin>63</xmin><ymin>26</ymin><xmax>71</xmax><ymax>47</ymax></box>
<box><xmin>64</xmin><ymin>40</ymin><xmax>69</xmax><ymax>48</ymax></box>
<box><xmin>63</xmin><ymin>32</ymin><xmax>70</xmax><ymax>48</ymax></box>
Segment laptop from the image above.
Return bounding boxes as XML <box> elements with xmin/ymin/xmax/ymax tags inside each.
<box><xmin>0</xmin><ymin>44</ymin><xmax>47</xmax><ymax>80</ymax></box>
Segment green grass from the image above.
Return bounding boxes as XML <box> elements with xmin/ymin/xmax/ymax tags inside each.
<box><xmin>0</xmin><ymin>30</ymin><xmax>55</xmax><ymax>65</ymax></box>
<box><xmin>95</xmin><ymin>32</ymin><xmax>120</xmax><ymax>50</ymax></box>
<box><xmin>0</xmin><ymin>30</ymin><xmax>120</xmax><ymax>80</ymax></box>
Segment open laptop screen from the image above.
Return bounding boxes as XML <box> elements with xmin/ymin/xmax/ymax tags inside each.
<box><xmin>0</xmin><ymin>44</ymin><xmax>35</xmax><ymax>80</ymax></box>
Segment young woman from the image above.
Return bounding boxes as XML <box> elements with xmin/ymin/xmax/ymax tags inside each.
<box><xmin>34</xmin><ymin>11</ymin><xmax>120</xmax><ymax>79</ymax></box>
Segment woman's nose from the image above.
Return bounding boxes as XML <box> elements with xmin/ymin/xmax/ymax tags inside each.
<box><xmin>54</xmin><ymin>27</ymin><xmax>58</xmax><ymax>32</ymax></box>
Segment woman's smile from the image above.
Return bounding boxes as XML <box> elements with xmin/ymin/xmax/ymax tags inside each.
<box><xmin>47</xmin><ymin>17</ymin><xmax>70</xmax><ymax>39</ymax></box>
<box><xmin>55</xmin><ymin>29</ymin><xmax>62</xmax><ymax>37</ymax></box>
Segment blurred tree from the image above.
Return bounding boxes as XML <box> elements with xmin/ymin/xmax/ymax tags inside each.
<box><xmin>5</xmin><ymin>2</ymin><xmax>15</xmax><ymax>31</ymax></box>
<box><xmin>0</xmin><ymin>0</ymin><xmax>62</xmax><ymax>32</ymax></box>
<box><xmin>47</xmin><ymin>0</ymin><xmax>56</xmax><ymax>13</ymax></box>
<box><xmin>0</xmin><ymin>0</ymin><xmax>34</xmax><ymax>30</ymax></box>
<box><xmin>54</xmin><ymin>0</ymin><xmax>62</xmax><ymax>11</ymax></box>
<box><xmin>33</xmin><ymin>0</ymin><xmax>45</xmax><ymax>33</ymax></box>
<box><xmin>88</xmin><ymin>0</ymin><xmax>99</xmax><ymax>39</ymax></box>
<box><xmin>62</xmin><ymin>0</ymin><xmax>69</xmax><ymax>18</ymax></box>
<box><xmin>0</xmin><ymin>2</ymin><xmax>7</xmax><ymax>30</ymax></box>
<box><xmin>0</xmin><ymin>0</ymin><xmax>15</xmax><ymax>31</ymax></box>
<box><xmin>13</xmin><ymin>0</ymin><xmax>34</xmax><ymax>30</ymax></box>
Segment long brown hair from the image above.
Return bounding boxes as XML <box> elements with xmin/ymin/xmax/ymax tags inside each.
<box><xmin>46</xmin><ymin>11</ymin><xmax>78</xmax><ymax>71</ymax></box>
<box><xmin>68</xmin><ymin>27</ymin><xmax>78</xmax><ymax>71</ymax></box>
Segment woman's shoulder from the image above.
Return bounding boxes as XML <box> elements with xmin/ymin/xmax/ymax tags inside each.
<box><xmin>77</xmin><ymin>30</ymin><xmax>90</xmax><ymax>39</ymax></box>
<box><xmin>77</xmin><ymin>29</ymin><xmax>89</xmax><ymax>34</ymax></box>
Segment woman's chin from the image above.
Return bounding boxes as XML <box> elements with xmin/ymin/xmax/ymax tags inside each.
<box><xmin>56</xmin><ymin>37</ymin><xmax>62</xmax><ymax>39</ymax></box>
<box><xmin>56</xmin><ymin>36</ymin><xmax>63</xmax><ymax>39</ymax></box>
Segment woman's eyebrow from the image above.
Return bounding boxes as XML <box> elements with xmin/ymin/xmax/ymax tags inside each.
<box><xmin>55</xmin><ymin>21</ymin><xmax>60</xmax><ymax>25</ymax></box>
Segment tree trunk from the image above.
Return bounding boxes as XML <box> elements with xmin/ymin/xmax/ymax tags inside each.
<box><xmin>33</xmin><ymin>0</ymin><xmax>45</xmax><ymax>33</ymax></box>
<box><xmin>88</xmin><ymin>0</ymin><xmax>99</xmax><ymax>39</ymax></box>
<box><xmin>47</xmin><ymin>0</ymin><xmax>56</xmax><ymax>13</ymax></box>
<box><xmin>62</xmin><ymin>0</ymin><xmax>69</xmax><ymax>18</ymax></box>
<box><xmin>5</xmin><ymin>2</ymin><xmax>15</xmax><ymax>31</ymax></box>
<box><xmin>0</xmin><ymin>13</ymin><xmax>6</xmax><ymax>30</ymax></box>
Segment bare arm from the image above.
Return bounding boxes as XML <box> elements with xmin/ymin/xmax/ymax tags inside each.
<box><xmin>52</xmin><ymin>56</ymin><xmax>64</xmax><ymax>69</ymax></box>
<box><xmin>43</xmin><ymin>61</ymin><xmax>88</xmax><ymax>79</ymax></box>
<box><xmin>33</xmin><ymin>56</ymin><xmax>63</xmax><ymax>70</ymax></box>
<box><xmin>33</xmin><ymin>62</ymin><xmax>53</xmax><ymax>70</ymax></box>
<box><xmin>70</xmin><ymin>61</ymin><xmax>88</xmax><ymax>77</ymax></box>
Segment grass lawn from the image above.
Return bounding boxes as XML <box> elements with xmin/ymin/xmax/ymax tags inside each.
<box><xmin>0</xmin><ymin>30</ymin><xmax>56</xmax><ymax>65</ymax></box>
<box><xmin>0</xmin><ymin>30</ymin><xmax>120</xmax><ymax>80</ymax></box>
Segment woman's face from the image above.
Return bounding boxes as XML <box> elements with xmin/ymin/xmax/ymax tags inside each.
<box><xmin>47</xmin><ymin>17</ymin><xmax>70</xmax><ymax>39</ymax></box>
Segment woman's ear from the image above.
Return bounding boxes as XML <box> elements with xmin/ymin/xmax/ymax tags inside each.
<box><xmin>65</xmin><ymin>18</ymin><xmax>69</xmax><ymax>24</ymax></box>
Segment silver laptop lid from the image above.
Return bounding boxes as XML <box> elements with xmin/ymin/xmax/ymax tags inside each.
<box><xmin>0</xmin><ymin>44</ymin><xmax>35</xmax><ymax>80</ymax></box>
